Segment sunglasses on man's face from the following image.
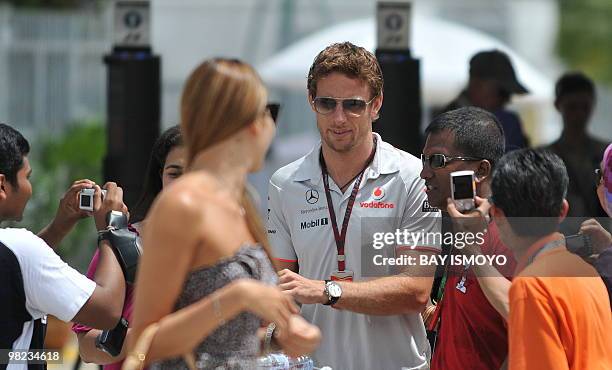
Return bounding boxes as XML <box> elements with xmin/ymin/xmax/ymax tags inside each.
<box><xmin>421</xmin><ymin>153</ymin><xmax>484</xmax><ymax>169</ymax></box>
<box><xmin>266</xmin><ymin>103</ymin><xmax>280</xmax><ymax>124</ymax></box>
<box><xmin>311</xmin><ymin>96</ymin><xmax>376</xmax><ymax>117</ymax></box>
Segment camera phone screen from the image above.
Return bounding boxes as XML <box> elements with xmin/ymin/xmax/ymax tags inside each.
<box><xmin>453</xmin><ymin>176</ymin><xmax>474</xmax><ymax>199</ymax></box>
<box><xmin>80</xmin><ymin>195</ymin><xmax>92</xmax><ymax>207</ymax></box>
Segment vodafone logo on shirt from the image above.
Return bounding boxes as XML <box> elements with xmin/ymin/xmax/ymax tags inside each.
<box><xmin>360</xmin><ymin>201</ymin><xmax>395</xmax><ymax>208</ymax></box>
<box><xmin>372</xmin><ymin>186</ymin><xmax>385</xmax><ymax>200</ymax></box>
<box><xmin>361</xmin><ymin>187</ymin><xmax>395</xmax><ymax>208</ymax></box>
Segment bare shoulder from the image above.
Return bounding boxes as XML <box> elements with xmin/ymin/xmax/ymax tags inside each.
<box><xmin>146</xmin><ymin>173</ymin><xmax>218</xmax><ymax>230</ymax></box>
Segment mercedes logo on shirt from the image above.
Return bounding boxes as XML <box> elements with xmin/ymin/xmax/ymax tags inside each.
<box><xmin>305</xmin><ymin>189</ymin><xmax>319</xmax><ymax>204</ymax></box>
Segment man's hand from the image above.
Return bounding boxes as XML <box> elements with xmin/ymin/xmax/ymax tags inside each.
<box><xmin>278</xmin><ymin>269</ymin><xmax>327</xmax><ymax>305</ymax></box>
<box><xmin>580</xmin><ymin>218</ymin><xmax>612</xmax><ymax>254</ymax></box>
<box><xmin>56</xmin><ymin>179</ymin><xmax>97</xmax><ymax>224</ymax></box>
<box><xmin>93</xmin><ymin>182</ymin><xmax>129</xmax><ymax>231</ymax></box>
<box><xmin>421</xmin><ymin>303</ymin><xmax>437</xmax><ymax>328</ymax></box>
<box><xmin>446</xmin><ymin>196</ymin><xmax>491</xmax><ymax>256</ymax></box>
<box><xmin>38</xmin><ymin>179</ymin><xmax>97</xmax><ymax>249</ymax></box>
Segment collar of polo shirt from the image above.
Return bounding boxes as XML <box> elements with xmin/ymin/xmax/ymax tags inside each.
<box><xmin>293</xmin><ymin>133</ymin><xmax>400</xmax><ymax>186</ymax></box>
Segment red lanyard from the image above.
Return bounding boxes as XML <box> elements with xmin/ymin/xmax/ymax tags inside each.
<box><xmin>319</xmin><ymin>137</ymin><xmax>377</xmax><ymax>271</ymax></box>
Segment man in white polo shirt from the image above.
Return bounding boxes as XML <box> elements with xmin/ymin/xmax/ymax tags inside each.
<box><xmin>0</xmin><ymin>123</ymin><xmax>127</xmax><ymax>370</ymax></box>
<box><xmin>267</xmin><ymin>42</ymin><xmax>441</xmax><ymax>370</ymax></box>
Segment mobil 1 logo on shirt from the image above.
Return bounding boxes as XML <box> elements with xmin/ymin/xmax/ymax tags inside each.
<box><xmin>300</xmin><ymin>217</ymin><xmax>329</xmax><ymax>230</ymax></box>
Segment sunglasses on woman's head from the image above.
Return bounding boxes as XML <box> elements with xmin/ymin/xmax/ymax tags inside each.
<box><xmin>266</xmin><ymin>103</ymin><xmax>280</xmax><ymax>124</ymax></box>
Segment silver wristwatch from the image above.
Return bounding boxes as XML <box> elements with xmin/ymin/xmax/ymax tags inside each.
<box><xmin>323</xmin><ymin>280</ymin><xmax>342</xmax><ymax>306</ymax></box>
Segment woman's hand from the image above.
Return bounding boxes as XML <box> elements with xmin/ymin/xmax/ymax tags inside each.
<box><xmin>93</xmin><ymin>182</ymin><xmax>128</xmax><ymax>231</ymax></box>
<box><xmin>238</xmin><ymin>280</ymin><xmax>299</xmax><ymax>333</ymax></box>
<box><xmin>275</xmin><ymin>314</ymin><xmax>321</xmax><ymax>357</ymax></box>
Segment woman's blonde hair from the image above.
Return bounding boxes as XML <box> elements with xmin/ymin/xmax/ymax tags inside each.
<box><xmin>180</xmin><ymin>58</ymin><xmax>274</xmax><ymax>264</ymax></box>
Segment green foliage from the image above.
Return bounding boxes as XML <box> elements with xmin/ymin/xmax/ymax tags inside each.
<box><xmin>17</xmin><ymin>121</ymin><xmax>105</xmax><ymax>269</ymax></box>
<box><xmin>557</xmin><ymin>0</ymin><xmax>612</xmax><ymax>85</ymax></box>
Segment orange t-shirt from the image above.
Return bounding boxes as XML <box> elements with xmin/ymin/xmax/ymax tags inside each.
<box><xmin>508</xmin><ymin>234</ymin><xmax>612</xmax><ymax>370</ymax></box>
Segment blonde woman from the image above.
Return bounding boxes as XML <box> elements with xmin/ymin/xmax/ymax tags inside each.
<box><xmin>129</xmin><ymin>58</ymin><xmax>321</xmax><ymax>369</ymax></box>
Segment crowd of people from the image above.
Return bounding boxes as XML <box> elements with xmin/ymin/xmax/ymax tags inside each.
<box><xmin>0</xmin><ymin>41</ymin><xmax>611</xmax><ymax>370</ymax></box>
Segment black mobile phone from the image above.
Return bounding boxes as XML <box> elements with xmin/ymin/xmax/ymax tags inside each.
<box><xmin>95</xmin><ymin>317</ymin><xmax>129</xmax><ymax>357</ymax></box>
<box><xmin>565</xmin><ymin>234</ymin><xmax>593</xmax><ymax>257</ymax></box>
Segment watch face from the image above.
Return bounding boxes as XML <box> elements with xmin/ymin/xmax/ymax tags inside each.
<box><xmin>328</xmin><ymin>283</ymin><xmax>342</xmax><ymax>297</ymax></box>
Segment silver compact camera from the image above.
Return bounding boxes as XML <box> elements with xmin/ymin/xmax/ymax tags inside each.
<box><xmin>450</xmin><ymin>170</ymin><xmax>476</xmax><ymax>212</ymax></box>
<box><xmin>79</xmin><ymin>188</ymin><xmax>107</xmax><ymax>212</ymax></box>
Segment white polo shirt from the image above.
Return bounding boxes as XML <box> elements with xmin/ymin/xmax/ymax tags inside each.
<box><xmin>0</xmin><ymin>228</ymin><xmax>96</xmax><ymax>370</ymax></box>
<box><xmin>268</xmin><ymin>134</ymin><xmax>441</xmax><ymax>370</ymax></box>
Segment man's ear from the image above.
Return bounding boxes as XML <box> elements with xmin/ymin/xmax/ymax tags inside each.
<box><xmin>371</xmin><ymin>93</ymin><xmax>383</xmax><ymax>121</ymax></box>
<box><xmin>0</xmin><ymin>174</ymin><xmax>8</xmax><ymax>201</ymax></box>
<box><xmin>475</xmin><ymin>160</ymin><xmax>492</xmax><ymax>182</ymax></box>
<box><xmin>559</xmin><ymin>199</ymin><xmax>569</xmax><ymax>223</ymax></box>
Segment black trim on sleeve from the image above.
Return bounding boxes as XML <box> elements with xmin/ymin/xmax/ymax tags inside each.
<box><xmin>0</xmin><ymin>241</ymin><xmax>47</xmax><ymax>370</ymax></box>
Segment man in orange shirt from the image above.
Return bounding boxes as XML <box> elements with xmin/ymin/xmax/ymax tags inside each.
<box><xmin>473</xmin><ymin>148</ymin><xmax>612</xmax><ymax>369</ymax></box>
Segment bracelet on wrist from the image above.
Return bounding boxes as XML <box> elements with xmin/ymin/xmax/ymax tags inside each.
<box><xmin>212</xmin><ymin>293</ymin><xmax>226</xmax><ymax>327</ymax></box>
<box><xmin>263</xmin><ymin>323</ymin><xmax>276</xmax><ymax>354</ymax></box>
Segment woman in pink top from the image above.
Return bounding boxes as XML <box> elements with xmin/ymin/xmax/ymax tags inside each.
<box><xmin>72</xmin><ymin>126</ymin><xmax>185</xmax><ymax>370</ymax></box>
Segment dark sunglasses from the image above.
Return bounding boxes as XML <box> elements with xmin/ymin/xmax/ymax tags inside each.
<box><xmin>595</xmin><ymin>168</ymin><xmax>603</xmax><ymax>186</ymax></box>
<box><xmin>266</xmin><ymin>103</ymin><xmax>280</xmax><ymax>124</ymax></box>
<box><xmin>421</xmin><ymin>153</ymin><xmax>484</xmax><ymax>169</ymax></box>
<box><xmin>312</xmin><ymin>96</ymin><xmax>376</xmax><ymax>117</ymax></box>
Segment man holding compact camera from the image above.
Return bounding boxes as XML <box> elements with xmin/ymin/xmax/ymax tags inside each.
<box><xmin>0</xmin><ymin>123</ymin><xmax>130</xmax><ymax>370</ymax></box>
<box><xmin>420</xmin><ymin>107</ymin><xmax>517</xmax><ymax>370</ymax></box>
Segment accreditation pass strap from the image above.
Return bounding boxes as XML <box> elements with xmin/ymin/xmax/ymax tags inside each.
<box><xmin>319</xmin><ymin>136</ymin><xmax>377</xmax><ymax>274</ymax></box>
